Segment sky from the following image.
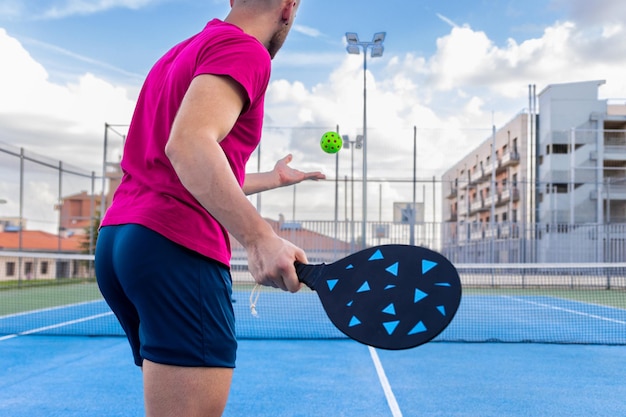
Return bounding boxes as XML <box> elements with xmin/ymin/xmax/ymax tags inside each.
<box><xmin>1</xmin><ymin>0</ymin><xmax>626</xmax><ymax>224</ymax></box>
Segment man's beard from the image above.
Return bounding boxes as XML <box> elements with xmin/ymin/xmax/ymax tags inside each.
<box><xmin>267</xmin><ymin>25</ymin><xmax>289</xmax><ymax>59</ymax></box>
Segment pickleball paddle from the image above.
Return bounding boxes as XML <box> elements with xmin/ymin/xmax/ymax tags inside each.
<box><xmin>295</xmin><ymin>244</ymin><xmax>461</xmax><ymax>350</ymax></box>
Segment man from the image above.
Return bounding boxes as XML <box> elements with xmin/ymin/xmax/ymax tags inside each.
<box><xmin>95</xmin><ymin>1</ymin><xmax>323</xmax><ymax>416</ymax></box>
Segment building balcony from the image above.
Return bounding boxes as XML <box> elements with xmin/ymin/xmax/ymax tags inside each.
<box><xmin>483</xmin><ymin>159</ymin><xmax>501</xmax><ymax>178</ymax></box>
<box><xmin>590</xmin><ymin>184</ymin><xmax>626</xmax><ymax>201</ymax></box>
<box><xmin>469</xmin><ymin>168</ymin><xmax>485</xmax><ymax>184</ymax></box>
<box><xmin>605</xmin><ymin>130</ymin><xmax>626</xmax><ymax>147</ymax></box>
<box><xmin>604</xmin><ymin>146</ymin><xmax>626</xmax><ymax>161</ymax></box>
<box><xmin>500</xmin><ymin>150</ymin><xmax>520</xmax><ymax>169</ymax></box>
<box><xmin>498</xmin><ymin>223</ymin><xmax>520</xmax><ymax>239</ymax></box>
<box><xmin>469</xmin><ymin>228</ymin><xmax>484</xmax><ymax>240</ymax></box>
<box><xmin>484</xmin><ymin>226</ymin><xmax>498</xmax><ymax>239</ymax></box>
<box><xmin>469</xmin><ymin>198</ymin><xmax>489</xmax><ymax>213</ymax></box>
<box><xmin>484</xmin><ymin>193</ymin><xmax>498</xmax><ymax>207</ymax></box>
<box><xmin>499</xmin><ymin>187</ymin><xmax>520</xmax><ymax>205</ymax></box>
<box><xmin>463</xmin><ymin>223</ymin><xmax>521</xmax><ymax>241</ymax></box>
<box><xmin>446</xmin><ymin>188</ymin><xmax>458</xmax><ymax>199</ymax></box>
<box><xmin>446</xmin><ymin>212</ymin><xmax>458</xmax><ymax>222</ymax></box>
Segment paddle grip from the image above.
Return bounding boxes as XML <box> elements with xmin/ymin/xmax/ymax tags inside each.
<box><xmin>294</xmin><ymin>262</ymin><xmax>322</xmax><ymax>290</ymax></box>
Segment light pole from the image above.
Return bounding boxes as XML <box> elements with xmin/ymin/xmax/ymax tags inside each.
<box><xmin>346</xmin><ymin>32</ymin><xmax>386</xmax><ymax>248</ymax></box>
<box><xmin>342</xmin><ymin>134</ymin><xmax>363</xmax><ymax>252</ymax></box>
<box><xmin>101</xmin><ymin>123</ymin><xmax>128</xmax><ymax>219</ymax></box>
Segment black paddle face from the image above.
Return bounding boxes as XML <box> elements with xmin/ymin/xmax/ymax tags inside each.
<box><xmin>296</xmin><ymin>245</ymin><xmax>461</xmax><ymax>350</ymax></box>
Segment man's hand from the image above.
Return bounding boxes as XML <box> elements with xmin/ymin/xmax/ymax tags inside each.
<box><xmin>273</xmin><ymin>154</ymin><xmax>326</xmax><ymax>187</ymax></box>
<box><xmin>246</xmin><ymin>234</ymin><xmax>307</xmax><ymax>293</ymax></box>
<box><xmin>242</xmin><ymin>154</ymin><xmax>325</xmax><ymax>195</ymax></box>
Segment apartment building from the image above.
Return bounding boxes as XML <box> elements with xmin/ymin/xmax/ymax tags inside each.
<box><xmin>442</xmin><ymin>80</ymin><xmax>626</xmax><ymax>263</ymax></box>
<box><xmin>442</xmin><ymin>112</ymin><xmax>528</xmax><ymax>263</ymax></box>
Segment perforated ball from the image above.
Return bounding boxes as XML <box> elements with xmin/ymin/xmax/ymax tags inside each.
<box><xmin>320</xmin><ymin>131</ymin><xmax>343</xmax><ymax>154</ymax></box>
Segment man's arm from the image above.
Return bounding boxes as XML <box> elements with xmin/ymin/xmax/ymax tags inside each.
<box><xmin>165</xmin><ymin>73</ymin><xmax>303</xmax><ymax>292</ymax></box>
<box><xmin>242</xmin><ymin>154</ymin><xmax>325</xmax><ymax>195</ymax></box>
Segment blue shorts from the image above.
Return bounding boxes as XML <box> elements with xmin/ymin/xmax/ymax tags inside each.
<box><xmin>95</xmin><ymin>224</ymin><xmax>236</xmax><ymax>368</ymax></box>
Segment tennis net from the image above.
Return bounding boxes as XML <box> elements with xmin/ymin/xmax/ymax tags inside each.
<box><xmin>1</xmin><ymin>251</ymin><xmax>625</xmax><ymax>344</ymax></box>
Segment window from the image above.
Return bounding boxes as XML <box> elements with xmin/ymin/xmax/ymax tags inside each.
<box><xmin>6</xmin><ymin>262</ymin><xmax>15</xmax><ymax>277</ymax></box>
<box><xmin>547</xmin><ymin>183</ymin><xmax>568</xmax><ymax>193</ymax></box>
<box><xmin>41</xmin><ymin>261</ymin><xmax>49</xmax><ymax>275</ymax></box>
<box><xmin>25</xmin><ymin>261</ymin><xmax>33</xmax><ymax>278</ymax></box>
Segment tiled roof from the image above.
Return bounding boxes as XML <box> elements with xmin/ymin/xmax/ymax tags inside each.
<box><xmin>230</xmin><ymin>218</ymin><xmax>351</xmax><ymax>261</ymax></box>
<box><xmin>0</xmin><ymin>230</ymin><xmax>85</xmax><ymax>252</ymax></box>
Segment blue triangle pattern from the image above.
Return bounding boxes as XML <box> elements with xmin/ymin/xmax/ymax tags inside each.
<box><xmin>414</xmin><ymin>289</ymin><xmax>428</xmax><ymax>303</ymax></box>
<box><xmin>347</xmin><ymin>300</ymin><xmax>353</xmax><ymax>307</ymax></box>
<box><xmin>346</xmin><ymin>264</ymin><xmax>354</xmax><ymax>270</ymax></box>
<box><xmin>437</xmin><ymin>305</ymin><xmax>446</xmax><ymax>316</ymax></box>
<box><xmin>369</xmin><ymin>249</ymin><xmax>384</xmax><ymax>261</ymax></box>
<box><xmin>408</xmin><ymin>321</ymin><xmax>427</xmax><ymax>335</ymax></box>
<box><xmin>384</xmin><ymin>284</ymin><xmax>396</xmax><ymax>290</ymax></box>
<box><xmin>422</xmin><ymin>260</ymin><xmax>438</xmax><ymax>274</ymax></box>
<box><xmin>435</xmin><ymin>282</ymin><xmax>451</xmax><ymax>287</ymax></box>
<box><xmin>327</xmin><ymin>279</ymin><xmax>338</xmax><ymax>291</ymax></box>
<box><xmin>349</xmin><ymin>316</ymin><xmax>361</xmax><ymax>327</ymax></box>
<box><xmin>386</xmin><ymin>262</ymin><xmax>399</xmax><ymax>277</ymax></box>
<box><xmin>357</xmin><ymin>281</ymin><xmax>370</xmax><ymax>293</ymax></box>
<box><xmin>383</xmin><ymin>321</ymin><xmax>400</xmax><ymax>335</ymax></box>
<box><xmin>382</xmin><ymin>303</ymin><xmax>396</xmax><ymax>315</ymax></box>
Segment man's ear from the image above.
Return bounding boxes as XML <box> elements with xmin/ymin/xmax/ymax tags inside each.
<box><xmin>281</xmin><ymin>0</ymin><xmax>296</xmax><ymax>24</ymax></box>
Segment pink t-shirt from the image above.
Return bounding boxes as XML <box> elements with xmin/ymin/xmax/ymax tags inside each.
<box><xmin>101</xmin><ymin>19</ymin><xmax>271</xmax><ymax>266</ymax></box>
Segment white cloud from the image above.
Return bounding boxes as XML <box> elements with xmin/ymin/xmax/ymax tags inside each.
<box><xmin>550</xmin><ymin>0</ymin><xmax>626</xmax><ymax>27</ymax></box>
<box><xmin>0</xmin><ymin>29</ymin><xmax>135</xmax><ymax>169</ymax></box>
<box><xmin>264</xmin><ymin>15</ymin><xmax>626</xmax><ymax>185</ymax></box>
<box><xmin>2</xmin><ymin>5</ymin><xmax>626</xmax><ymax>222</ymax></box>
<box><xmin>436</xmin><ymin>13</ymin><xmax>459</xmax><ymax>29</ymax></box>
<box><xmin>294</xmin><ymin>24</ymin><xmax>323</xmax><ymax>38</ymax></box>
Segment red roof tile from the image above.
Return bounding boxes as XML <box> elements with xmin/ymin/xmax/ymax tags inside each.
<box><xmin>0</xmin><ymin>230</ymin><xmax>85</xmax><ymax>252</ymax></box>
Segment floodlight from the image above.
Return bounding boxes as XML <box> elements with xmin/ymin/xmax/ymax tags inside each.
<box><xmin>345</xmin><ymin>32</ymin><xmax>359</xmax><ymax>44</ymax></box>
<box><xmin>343</xmin><ymin>32</ymin><xmax>386</xmax><ymax>249</ymax></box>
<box><xmin>346</xmin><ymin>45</ymin><xmax>361</xmax><ymax>54</ymax></box>
<box><xmin>372</xmin><ymin>32</ymin><xmax>386</xmax><ymax>44</ymax></box>
<box><xmin>355</xmin><ymin>135</ymin><xmax>363</xmax><ymax>149</ymax></box>
<box><xmin>371</xmin><ymin>45</ymin><xmax>384</xmax><ymax>58</ymax></box>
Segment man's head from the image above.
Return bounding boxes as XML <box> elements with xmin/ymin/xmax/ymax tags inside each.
<box><xmin>227</xmin><ymin>0</ymin><xmax>300</xmax><ymax>59</ymax></box>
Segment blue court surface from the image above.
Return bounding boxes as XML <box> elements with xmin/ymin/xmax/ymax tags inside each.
<box><xmin>2</xmin><ymin>286</ymin><xmax>626</xmax><ymax>416</ymax></box>
<box><xmin>1</xmin><ymin>336</ymin><xmax>625</xmax><ymax>417</ymax></box>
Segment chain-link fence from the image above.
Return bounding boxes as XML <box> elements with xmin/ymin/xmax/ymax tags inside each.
<box><xmin>2</xmin><ymin>125</ymin><xmax>626</xmax><ymax>265</ymax></box>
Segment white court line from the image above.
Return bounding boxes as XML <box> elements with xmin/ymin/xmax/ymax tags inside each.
<box><xmin>507</xmin><ymin>296</ymin><xmax>626</xmax><ymax>325</ymax></box>
<box><xmin>0</xmin><ymin>300</ymin><xmax>105</xmax><ymax>320</ymax></box>
<box><xmin>0</xmin><ymin>312</ymin><xmax>113</xmax><ymax>342</ymax></box>
<box><xmin>368</xmin><ymin>346</ymin><xmax>403</xmax><ymax>417</ymax></box>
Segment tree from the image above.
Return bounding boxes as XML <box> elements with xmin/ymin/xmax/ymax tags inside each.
<box><xmin>80</xmin><ymin>211</ymin><xmax>101</xmax><ymax>255</ymax></box>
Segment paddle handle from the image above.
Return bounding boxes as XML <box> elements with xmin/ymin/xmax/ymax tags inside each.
<box><xmin>294</xmin><ymin>262</ymin><xmax>322</xmax><ymax>290</ymax></box>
